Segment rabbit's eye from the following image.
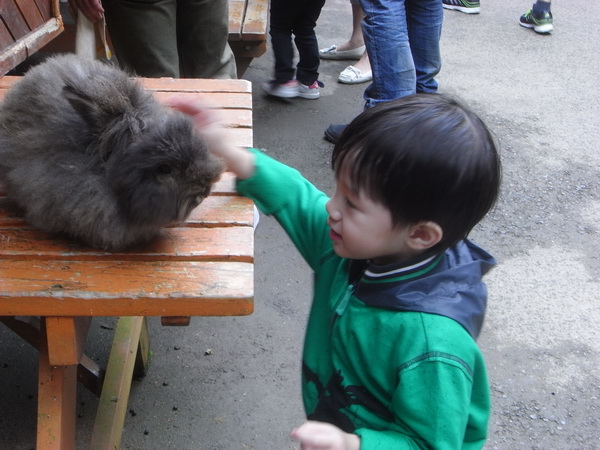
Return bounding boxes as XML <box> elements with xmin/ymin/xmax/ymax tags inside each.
<box><xmin>157</xmin><ymin>164</ymin><xmax>172</xmax><ymax>175</ymax></box>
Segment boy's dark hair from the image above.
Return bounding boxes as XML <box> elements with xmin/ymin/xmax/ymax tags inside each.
<box><xmin>332</xmin><ymin>93</ymin><xmax>501</xmax><ymax>254</ymax></box>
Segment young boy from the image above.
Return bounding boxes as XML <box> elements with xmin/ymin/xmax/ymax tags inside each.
<box><xmin>168</xmin><ymin>94</ymin><xmax>501</xmax><ymax>449</ymax></box>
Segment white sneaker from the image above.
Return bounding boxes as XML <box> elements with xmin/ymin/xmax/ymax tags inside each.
<box><xmin>262</xmin><ymin>80</ymin><xmax>299</xmax><ymax>98</ymax></box>
<box><xmin>298</xmin><ymin>81</ymin><xmax>321</xmax><ymax>100</ymax></box>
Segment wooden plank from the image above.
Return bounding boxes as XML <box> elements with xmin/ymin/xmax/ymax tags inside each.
<box><xmin>0</xmin><ymin>172</ymin><xmax>237</xmax><ymax>197</ymax></box>
<box><xmin>14</xmin><ymin>0</ymin><xmax>45</xmax><ymax>30</ymax></box>
<box><xmin>45</xmin><ymin>316</ymin><xmax>93</xmax><ymax>365</ymax></box>
<box><xmin>0</xmin><ymin>18</ymin><xmax>64</xmax><ymax>76</ymax></box>
<box><xmin>89</xmin><ymin>316</ymin><xmax>144</xmax><ymax>450</ymax></box>
<box><xmin>228</xmin><ymin>0</ymin><xmax>245</xmax><ymax>40</ymax></box>
<box><xmin>0</xmin><ymin>226</ymin><xmax>254</xmax><ymax>262</ymax></box>
<box><xmin>34</xmin><ymin>0</ymin><xmax>55</xmax><ymax>20</ymax></box>
<box><xmin>242</xmin><ymin>0</ymin><xmax>269</xmax><ymax>39</ymax></box>
<box><xmin>151</xmin><ymin>90</ymin><xmax>252</xmax><ymax>110</ymax></box>
<box><xmin>187</xmin><ymin>195</ymin><xmax>255</xmax><ymax>227</ymax></box>
<box><xmin>139</xmin><ymin>76</ymin><xmax>252</xmax><ymax>93</ymax></box>
<box><xmin>0</xmin><ymin>198</ymin><xmax>255</xmax><ymax>230</ymax></box>
<box><xmin>0</xmin><ymin>260</ymin><xmax>254</xmax><ymax>317</ymax></box>
<box><xmin>0</xmin><ymin>76</ymin><xmax>254</xmax><ymax>145</ymax></box>
<box><xmin>0</xmin><ymin>75</ymin><xmax>252</xmax><ymax>104</ymax></box>
<box><xmin>0</xmin><ymin>20</ymin><xmax>14</xmax><ymax>49</ymax></box>
<box><xmin>1</xmin><ymin>2</ymin><xmax>32</xmax><ymax>41</ymax></box>
<box><xmin>37</xmin><ymin>319</ymin><xmax>77</xmax><ymax>450</ymax></box>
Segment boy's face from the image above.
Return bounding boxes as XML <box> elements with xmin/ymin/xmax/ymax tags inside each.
<box><xmin>326</xmin><ymin>173</ymin><xmax>417</xmax><ymax>266</ymax></box>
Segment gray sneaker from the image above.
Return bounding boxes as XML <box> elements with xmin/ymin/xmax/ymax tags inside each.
<box><xmin>298</xmin><ymin>81</ymin><xmax>322</xmax><ymax>100</ymax></box>
<box><xmin>262</xmin><ymin>80</ymin><xmax>299</xmax><ymax>98</ymax></box>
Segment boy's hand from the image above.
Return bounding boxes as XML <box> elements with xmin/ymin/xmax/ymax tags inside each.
<box><xmin>166</xmin><ymin>96</ymin><xmax>255</xmax><ymax>179</ymax></box>
<box><xmin>164</xmin><ymin>96</ymin><xmax>229</xmax><ymax>154</ymax></box>
<box><xmin>291</xmin><ymin>421</ymin><xmax>360</xmax><ymax>450</ymax></box>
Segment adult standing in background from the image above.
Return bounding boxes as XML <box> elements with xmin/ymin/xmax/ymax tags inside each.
<box><xmin>324</xmin><ymin>0</ymin><xmax>443</xmax><ymax>144</ymax></box>
<box><xmin>69</xmin><ymin>0</ymin><xmax>237</xmax><ymax>79</ymax></box>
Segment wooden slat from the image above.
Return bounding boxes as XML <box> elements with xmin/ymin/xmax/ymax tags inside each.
<box><xmin>187</xmin><ymin>195</ymin><xmax>254</xmax><ymax>226</ymax></box>
<box><xmin>0</xmin><ymin>196</ymin><xmax>254</xmax><ymax>229</ymax></box>
<box><xmin>0</xmin><ymin>20</ymin><xmax>14</xmax><ymax>49</ymax></box>
<box><xmin>0</xmin><ymin>76</ymin><xmax>254</xmax><ymax>146</ymax></box>
<box><xmin>0</xmin><ymin>18</ymin><xmax>63</xmax><ymax>76</ymax></box>
<box><xmin>34</xmin><ymin>0</ymin><xmax>55</xmax><ymax>20</ymax></box>
<box><xmin>228</xmin><ymin>0</ymin><xmax>245</xmax><ymax>40</ymax></box>
<box><xmin>0</xmin><ymin>171</ymin><xmax>237</xmax><ymax>198</ymax></box>
<box><xmin>139</xmin><ymin>76</ymin><xmax>252</xmax><ymax>93</ymax></box>
<box><xmin>0</xmin><ymin>226</ymin><xmax>254</xmax><ymax>262</ymax></box>
<box><xmin>242</xmin><ymin>0</ymin><xmax>269</xmax><ymax>39</ymax></box>
<box><xmin>15</xmin><ymin>0</ymin><xmax>45</xmax><ymax>30</ymax></box>
<box><xmin>0</xmin><ymin>260</ymin><xmax>254</xmax><ymax>316</ymax></box>
<box><xmin>1</xmin><ymin>2</ymin><xmax>32</xmax><ymax>41</ymax></box>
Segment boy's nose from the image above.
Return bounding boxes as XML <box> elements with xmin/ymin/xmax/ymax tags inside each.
<box><xmin>326</xmin><ymin>199</ymin><xmax>341</xmax><ymax>221</ymax></box>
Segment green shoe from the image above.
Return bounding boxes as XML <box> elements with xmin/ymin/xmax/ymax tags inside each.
<box><xmin>519</xmin><ymin>8</ymin><xmax>554</xmax><ymax>34</ymax></box>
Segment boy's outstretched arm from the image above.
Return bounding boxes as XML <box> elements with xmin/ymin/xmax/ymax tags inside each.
<box><xmin>291</xmin><ymin>421</ymin><xmax>360</xmax><ymax>450</ymax></box>
<box><xmin>165</xmin><ymin>96</ymin><xmax>256</xmax><ymax>180</ymax></box>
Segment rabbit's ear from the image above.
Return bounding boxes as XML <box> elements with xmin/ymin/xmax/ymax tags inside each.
<box><xmin>62</xmin><ymin>84</ymin><xmax>106</xmax><ymax>132</ymax></box>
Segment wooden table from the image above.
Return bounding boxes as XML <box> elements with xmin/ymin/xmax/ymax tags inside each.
<box><xmin>0</xmin><ymin>77</ymin><xmax>255</xmax><ymax>449</ymax></box>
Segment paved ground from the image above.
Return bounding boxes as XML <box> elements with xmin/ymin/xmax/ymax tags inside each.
<box><xmin>1</xmin><ymin>0</ymin><xmax>599</xmax><ymax>448</ymax></box>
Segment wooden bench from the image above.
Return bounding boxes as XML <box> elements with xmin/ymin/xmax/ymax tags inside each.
<box><xmin>1</xmin><ymin>0</ymin><xmax>269</xmax><ymax>77</ymax></box>
<box><xmin>228</xmin><ymin>0</ymin><xmax>270</xmax><ymax>76</ymax></box>
<box><xmin>0</xmin><ymin>75</ymin><xmax>255</xmax><ymax>448</ymax></box>
<box><xmin>0</xmin><ymin>0</ymin><xmax>64</xmax><ymax>75</ymax></box>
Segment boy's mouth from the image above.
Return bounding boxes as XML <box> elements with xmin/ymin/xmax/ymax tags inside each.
<box><xmin>329</xmin><ymin>228</ymin><xmax>342</xmax><ymax>241</ymax></box>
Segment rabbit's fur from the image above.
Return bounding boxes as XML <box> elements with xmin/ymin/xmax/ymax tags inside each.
<box><xmin>0</xmin><ymin>54</ymin><xmax>224</xmax><ymax>250</ymax></box>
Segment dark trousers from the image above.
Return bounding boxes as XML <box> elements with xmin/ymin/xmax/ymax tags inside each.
<box><xmin>103</xmin><ymin>0</ymin><xmax>237</xmax><ymax>79</ymax></box>
<box><xmin>269</xmin><ymin>0</ymin><xmax>326</xmax><ymax>85</ymax></box>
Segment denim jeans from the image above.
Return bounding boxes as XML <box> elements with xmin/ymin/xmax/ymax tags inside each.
<box><xmin>359</xmin><ymin>0</ymin><xmax>443</xmax><ymax>109</ymax></box>
<box><xmin>269</xmin><ymin>0</ymin><xmax>326</xmax><ymax>85</ymax></box>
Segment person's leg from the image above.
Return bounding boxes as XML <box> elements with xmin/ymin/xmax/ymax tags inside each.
<box><xmin>103</xmin><ymin>0</ymin><xmax>179</xmax><ymax>77</ymax></box>
<box><xmin>269</xmin><ymin>0</ymin><xmax>301</xmax><ymax>84</ymax></box>
<box><xmin>352</xmin><ymin>51</ymin><xmax>371</xmax><ymax>74</ymax></box>
<box><xmin>294</xmin><ymin>0</ymin><xmax>326</xmax><ymax>86</ymax></box>
<box><xmin>360</xmin><ymin>0</ymin><xmax>415</xmax><ymax>109</ymax></box>
<box><xmin>407</xmin><ymin>0</ymin><xmax>443</xmax><ymax>94</ymax></box>
<box><xmin>335</xmin><ymin>0</ymin><xmax>367</xmax><ymax>51</ymax></box>
<box><xmin>176</xmin><ymin>0</ymin><xmax>237</xmax><ymax>79</ymax></box>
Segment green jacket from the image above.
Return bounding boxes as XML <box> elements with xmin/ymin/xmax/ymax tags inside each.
<box><xmin>237</xmin><ymin>150</ymin><xmax>493</xmax><ymax>449</ymax></box>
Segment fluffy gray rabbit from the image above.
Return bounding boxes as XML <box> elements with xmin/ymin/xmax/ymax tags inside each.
<box><xmin>0</xmin><ymin>54</ymin><xmax>224</xmax><ymax>250</ymax></box>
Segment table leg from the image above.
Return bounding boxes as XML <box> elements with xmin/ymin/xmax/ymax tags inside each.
<box><xmin>90</xmin><ymin>316</ymin><xmax>146</xmax><ymax>449</ymax></box>
<box><xmin>37</xmin><ymin>319</ymin><xmax>77</xmax><ymax>450</ymax></box>
<box><xmin>0</xmin><ymin>316</ymin><xmax>105</xmax><ymax>396</ymax></box>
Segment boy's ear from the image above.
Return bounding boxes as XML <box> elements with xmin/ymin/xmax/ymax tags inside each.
<box><xmin>406</xmin><ymin>221</ymin><xmax>443</xmax><ymax>251</ymax></box>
